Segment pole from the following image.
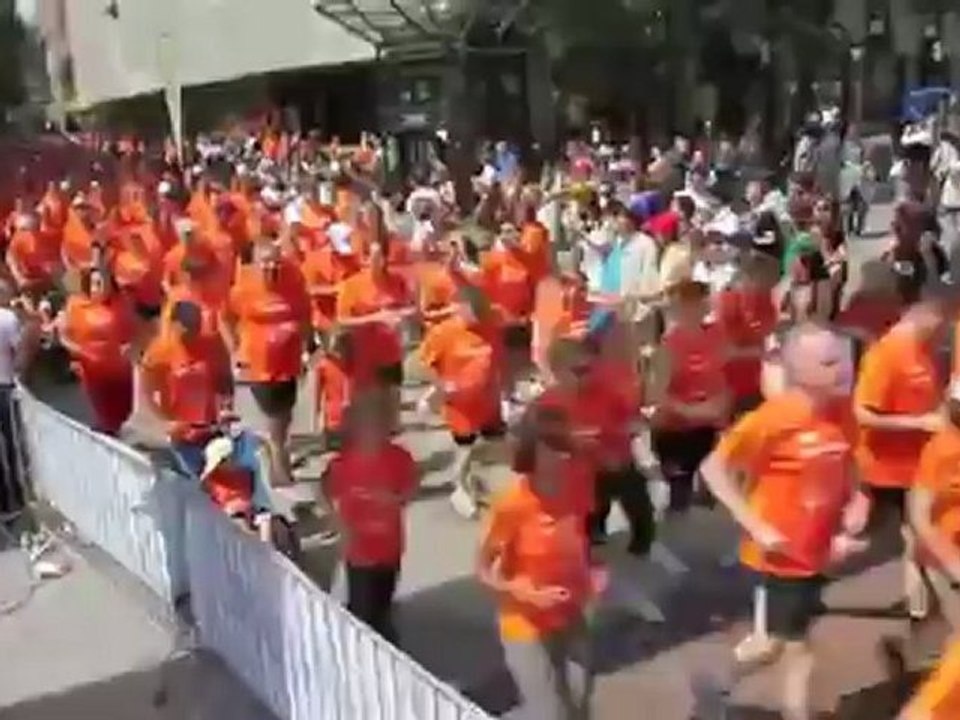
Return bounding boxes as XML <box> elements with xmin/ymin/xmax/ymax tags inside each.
<box><xmin>158</xmin><ymin>32</ymin><xmax>183</xmax><ymax>166</ymax></box>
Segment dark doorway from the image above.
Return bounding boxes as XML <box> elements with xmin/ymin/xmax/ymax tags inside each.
<box><xmin>270</xmin><ymin>66</ymin><xmax>376</xmax><ymax>142</ymax></box>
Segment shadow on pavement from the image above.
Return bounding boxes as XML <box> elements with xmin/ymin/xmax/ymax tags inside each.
<box><xmin>2</xmin><ymin>651</ymin><xmax>275</xmax><ymax>720</ymax></box>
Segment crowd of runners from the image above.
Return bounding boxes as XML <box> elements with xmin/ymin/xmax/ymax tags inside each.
<box><xmin>1</xmin><ymin>109</ymin><xmax>960</xmax><ymax>719</ymax></box>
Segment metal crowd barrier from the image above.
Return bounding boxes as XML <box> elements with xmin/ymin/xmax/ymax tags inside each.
<box><xmin>13</xmin><ymin>385</ymin><xmax>493</xmax><ymax>720</ymax></box>
<box><xmin>16</xmin><ymin>386</ymin><xmax>189</xmax><ymax>601</ymax></box>
<box><xmin>185</xmin><ymin>499</ymin><xmax>492</xmax><ymax>720</ymax></box>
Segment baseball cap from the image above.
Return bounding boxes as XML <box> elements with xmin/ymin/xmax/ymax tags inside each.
<box><xmin>201</xmin><ymin>437</ymin><xmax>234</xmax><ymax>479</ymax></box>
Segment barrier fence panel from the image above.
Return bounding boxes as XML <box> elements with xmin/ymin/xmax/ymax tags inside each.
<box><xmin>184</xmin><ymin>496</ymin><xmax>493</xmax><ymax>720</ymax></box>
<box><xmin>16</xmin><ymin>386</ymin><xmax>188</xmax><ymax>603</ymax></box>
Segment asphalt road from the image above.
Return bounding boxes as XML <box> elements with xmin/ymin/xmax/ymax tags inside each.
<box><xmin>18</xmin><ymin>200</ymin><xmax>957</xmax><ymax>719</ymax></box>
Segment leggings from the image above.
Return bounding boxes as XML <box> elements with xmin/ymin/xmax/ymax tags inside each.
<box><xmin>347</xmin><ymin>563</ymin><xmax>400</xmax><ymax>643</ymax></box>
<box><xmin>652</xmin><ymin>427</ymin><xmax>718</xmax><ymax>513</ymax></box>
<box><xmin>587</xmin><ymin>463</ymin><xmax>654</xmax><ymax>557</ymax></box>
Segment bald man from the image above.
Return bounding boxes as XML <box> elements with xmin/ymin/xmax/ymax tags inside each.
<box><xmin>694</xmin><ymin>324</ymin><xmax>868</xmax><ymax>720</ymax></box>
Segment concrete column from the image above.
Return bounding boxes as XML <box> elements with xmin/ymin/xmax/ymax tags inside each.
<box><xmin>946</xmin><ymin>12</ymin><xmax>960</xmax><ymax>94</ymax></box>
<box><xmin>525</xmin><ymin>38</ymin><xmax>556</xmax><ymax>159</ymax></box>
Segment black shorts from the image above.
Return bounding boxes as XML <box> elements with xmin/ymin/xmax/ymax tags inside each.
<box><xmin>249</xmin><ymin>380</ymin><xmax>298</xmax><ymax>417</ymax></box>
<box><xmin>756</xmin><ymin>573</ymin><xmax>826</xmax><ymax>640</ymax></box>
<box><xmin>135</xmin><ymin>302</ymin><xmax>162</xmax><ymax>320</ymax></box>
<box><xmin>868</xmin><ymin>486</ymin><xmax>907</xmax><ymax>528</ymax></box>
<box><xmin>376</xmin><ymin>362</ymin><xmax>404</xmax><ymax>387</ymax></box>
<box><xmin>453</xmin><ymin>422</ymin><xmax>506</xmax><ymax>446</ymax></box>
<box><xmin>503</xmin><ymin>323</ymin><xmax>532</xmax><ymax>351</ymax></box>
<box><xmin>734</xmin><ymin>394</ymin><xmax>764</xmax><ymax>417</ymax></box>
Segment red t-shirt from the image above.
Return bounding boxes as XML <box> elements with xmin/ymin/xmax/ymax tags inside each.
<box><xmin>328</xmin><ymin>443</ymin><xmax>418</xmax><ymax>566</ymax></box>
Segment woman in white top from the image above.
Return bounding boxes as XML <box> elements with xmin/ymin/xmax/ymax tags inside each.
<box><xmin>935</xmin><ymin>136</ymin><xmax>960</xmax><ymax>234</ymax></box>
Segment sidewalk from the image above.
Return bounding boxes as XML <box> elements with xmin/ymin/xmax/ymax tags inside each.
<box><xmin>0</xmin><ymin>533</ymin><xmax>275</xmax><ymax>720</ymax></box>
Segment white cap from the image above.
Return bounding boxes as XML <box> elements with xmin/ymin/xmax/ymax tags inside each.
<box><xmin>157</xmin><ymin>180</ymin><xmax>173</xmax><ymax>197</ymax></box>
<box><xmin>327</xmin><ymin>222</ymin><xmax>354</xmax><ymax>255</ymax></box>
<box><xmin>14</xmin><ymin>213</ymin><xmax>37</xmax><ymax>231</ymax></box>
<box><xmin>754</xmin><ymin>230</ymin><xmax>777</xmax><ymax>246</ymax></box>
<box><xmin>260</xmin><ymin>186</ymin><xmax>283</xmax><ymax>208</ymax></box>
<box><xmin>704</xmin><ymin>208</ymin><xmax>740</xmax><ymax>237</ymax></box>
<box><xmin>901</xmin><ymin>124</ymin><xmax>934</xmax><ymax>148</ymax></box>
<box><xmin>174</xmin><ymin>218</ymin><xmax>195</xmax><ymax>238</ymax></box>
<box><xmin>71</xmin><ymin>192</ymin><xmax>88</xmax><ymax>208</ymax></box>
<box><xmin>201</xmin><ymin>437</ymin><xmax>233</xmax><ymax>479</ymax></box>
<box><xmin>283</xmin><ymin>201</ymin><xmax>303</xmax><ymax>226</ymax></box>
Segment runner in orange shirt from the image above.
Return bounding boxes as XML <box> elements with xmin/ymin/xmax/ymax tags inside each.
<box><xmin>419</xmin><ymin>285</ymin><xmax>504</xmax><ymax>519</ymax></box>
<box><xmin>516</xmin><ymin>186</ymin><xmax>551</xmax><ymax>287</ymax></box>
<box><xmin>910</xmin><ymin>377</ymin><xmax>960</xmax><ymax>632</ymax></box>
<box><xmin>6</xmin><ymin>211</ymin><xmax>60</xmax><ymax>296</ymax></box>
<box><xmin>313</xmin><ymin>329</ymin><xmax>352</xmax><ymax>451</ymax></box>
<box><xmin>584</xmin><ymin>312</ymin><xmax>683</xmax><ymax>616</ymax></box>
<box><xmin>226</xmin><ymin>240</ymin><xmax>311</xmax><ymax>487</ymax></box>
<box><xmin>478</xmin><ymin>400</ymin><xmax>596</xmax><ymax>719</ymax></box>
<box><xmin>301</xmin><ymin>222</ymin><xmax>361</xmax><ymax>338</ymax></box>
<box><xmin>530</xmin><ymin>247</ymin><xmax>591</xmax><ymax>384</ymax></box>
<box><xmin>882</xmin><ymin>378</ymin><xmax>960</xmax><ymax>692</ymax></box>
<box><xmin>855</xmin><ymin>293</ymin><xmax>950</xmax><ymax>619</ymax></box>
<box><xmin>60</xmin><ymin>198</ymin><xmax>99</xmax><ymax>275</ymax></box>
<box><xmin>697</xmin><ymin>323</ymin><xmax>867</xmax><ymax>720</ymax></box>
<box><xmin>161</xmin><ymin>219</ymin><xmax>224</xmax><ymax>300</ymax></box>
<box><xmin>139</xmin><ymin>300</ymin><xmax>234</xmax><ymax>478</ymax></box>
<box><xmin>111</xmin><ymin>229</ymin><xmax>164</xmax><ymax>323</ymax></box>
<box><xmin>652</xmin><ymin>280</ymin><xmax>730</xmax><ymax>513</ymax></box>
<box><xmin>714</xmin><ymin>252</ymin><xmax>779</xmax><ymax>415</ymax></box>
<box><xmin>336</xmin><ymin>232</ymin><xmax>415</xmax><ymax>419</ymax></box>
<box><xmin>324</xmin><ymin>390</ymin><xmax>418</xmax><ymax>642</ymax></box>
<box><xmin>58</xmin><ymin>266</ymin><xmax>136</xmax><ymax>435</ymax></box>
<box><xmin>482</xmin><ymin>222</ymin><xmax>535</xmax><ymax>419</ymax></box>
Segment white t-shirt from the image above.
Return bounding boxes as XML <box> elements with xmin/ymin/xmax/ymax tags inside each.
<box><xmin>0</xmin><ymin>308</ymin><xmax>21</xmax><ymax>386</ymax></box>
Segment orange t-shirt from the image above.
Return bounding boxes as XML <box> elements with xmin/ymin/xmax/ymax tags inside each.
<box><xmin>914</xmin><ymin>425</ymin><xmax>960</xmax><ymax>569</ymax></box>
<box><xmin>336</xmin><ymin>267</ymin><xmax>411</xmax><ymax>378</ymax></box>
<box><xmin>519</xmin><ymin>221</ymin><xmax>551</xmax><ymax>287</ymax></box>
<box><xmin>61</xmin><ymin>211</ymin><xmax>96</xmax><ymax>272</ymax></box>
<box><xmin>112</xmin><ymin>234</ymin><xmax>164</xmax><ymax>309</ymax></box>
<box><xmin>714</xmin><ymin>286</ymin><xmax>778</xmax><ymax>400</ymax></box>
<box><xmin>300</xmin><ymin>200</ymin><xmax>336</xmax><ymax>234</ymax></box>
<box><xmin>301</xmin><ymin>244</ymin><xmax>361</xmax><ymax>332</ymax></box>
<box><xmin>315</xmin><ymin>355</ymin><xmax>350</xmax><ymax>432</ymax></box>
<box><xmin>482</xmin><ymin>474</ymin><xmax>593</xmax><ymax>641</ymax></box>
<box><xmin>39</xmin><ymin>192</ymin><xmax>68</xmax><ymax>233</ymax></box>
<box><xmin>903</xmin><ymin>636</ymin><xmax>960</xmax><ymax>719</ymax></box>
<box><xmin>327</xmin><ymin>443</ymin><xmax>417</xmax><ymax>567</ymax></box>
<box><xmin>229</xmin><ymin>264</ymin><xmax>310</xmax><ymax>383</ymax></box>
<box><xmin>854</xmin><ymin>327</ymin><xmax>941</xmax><ymax>488</ymax></box>
<box><xmin>716</xmin><ymin>391</ymin><xmax>858</xmax><ymax>578</ymax></box>
<box><xmin>659</xmin><ymin>322</ymin><xmax>729</xmax><ymax>429</ymax></box>
<box><xmin>7</xmin><ymin>229</ymin><xmax>60</xmax><ymax>286</ymax></box>
<box><xmin>62</xmin><ymin>295</ymin><xmax>136</xmax><ymax>377</ymax></box>
<box><xmin>187</xmin><ymin>190</ymin><xmax>218</xmax><ymax>232</ymax></box>
<box><xmin>419</xmin><ymin>315</ymin><xmax>502</xmax><ymax>436</ymax></box>
<box><xmin>482</xmin><ymin>246</ymin><xmax>534</xmax><ymax>324</ymax></box>
<box><xmin>532</xmin><ymin>276</ymin><xmax>591</xmax><ymax>370</ymax></box>
<box><xmin>417</xmin><ymin>261</ymin><xmax>459</xmax><ymax>327</ymax></box>
<box><xmin>140</xmin><ymin>333</ymin><xmax>231</xmax><ymax>441</ymax></box>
